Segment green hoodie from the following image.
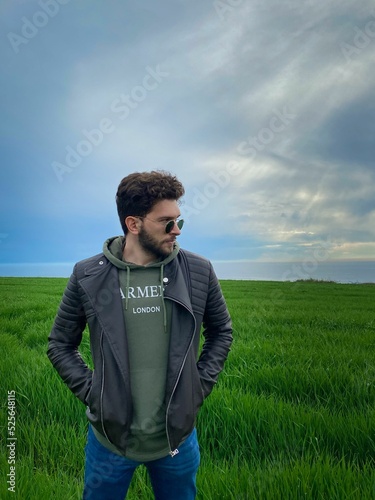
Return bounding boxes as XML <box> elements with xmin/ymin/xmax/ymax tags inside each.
<box><xmin>92</xmin><ymin>236</ymin><xmax>179</xmax><ymax>461</ymax></box>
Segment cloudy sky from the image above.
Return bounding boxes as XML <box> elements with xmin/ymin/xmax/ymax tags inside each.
<box><xmin>1</xmin><ymin>0</ymin><xmax>375</xmax><ymax>277</ymax></box>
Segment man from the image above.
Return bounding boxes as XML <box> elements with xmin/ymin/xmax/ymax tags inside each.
<box><xmin>47</xmin><ymin>170</ymin><xmax>232</xmax><ymax>499</ymax></box>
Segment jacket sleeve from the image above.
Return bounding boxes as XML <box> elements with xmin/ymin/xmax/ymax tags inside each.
<box><xmin>197</xmin><ymin>262</ymin><xmax>233</xmax><ymax>398</ymax></box>
<box><xmin>47</xmin><ymin>265</ymin><xmax>93</xmax><ymax>404</ymax></box>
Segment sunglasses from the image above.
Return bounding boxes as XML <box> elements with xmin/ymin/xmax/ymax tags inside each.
<box><xmin>139</xmin><ymin>217</ymin><xmax>184</xmax><ymax>234</ymax></box>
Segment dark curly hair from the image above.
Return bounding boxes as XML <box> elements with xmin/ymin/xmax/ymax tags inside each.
<box><xmin>116</xmin><ymin>170</ymin><xmax>185</xmax><ymax>234</ymax></box>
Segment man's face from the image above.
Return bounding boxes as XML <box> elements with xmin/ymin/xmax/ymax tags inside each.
<box><xmin>138</xmin><ymin>199</ymin><xmax>182</xmax><ymax>260</ymax></box>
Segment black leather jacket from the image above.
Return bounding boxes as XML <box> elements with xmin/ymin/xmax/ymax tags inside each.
<box><xmin>47</xmin><ymin>248</ymin><xmax>232</xmax><ymax>455</ymax></box>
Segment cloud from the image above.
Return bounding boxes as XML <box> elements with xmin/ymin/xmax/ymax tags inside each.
<box><xmin>1</xmin><ymin>0</ymin><xmax>375</xmax><ymax>269</ymax></box>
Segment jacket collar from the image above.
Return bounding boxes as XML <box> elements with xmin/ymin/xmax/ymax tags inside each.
<box><xmin>162</xmin><ymin>253</ymin><xmax>192</xmax><ymax>313</ymax></box>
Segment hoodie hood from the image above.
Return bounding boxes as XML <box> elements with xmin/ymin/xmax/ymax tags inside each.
<box><xmin>102</xmin><ymin>236</ymin><xmax>179</xmax><ymax>332</ymax></box>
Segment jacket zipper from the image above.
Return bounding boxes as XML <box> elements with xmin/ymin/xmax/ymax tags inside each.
<box><xmin>164</xmin><ymin>296</ymin><xmax>196</xmax><ymax>457</ymax></box>
<box><xmin>99</xmin><ymin>329</ymin><xmax>114</xmax><ymax>444</ymax></box>
<box><xmin>99</xmin><ymin>327</ymin><xmax>132</xmax><ymax>451</ymax></box>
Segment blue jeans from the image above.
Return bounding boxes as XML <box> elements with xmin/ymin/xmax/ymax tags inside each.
<box><xmin>83</xmin><ymin>426</ymin><xmax>200</xmax><ymax>499</ymax></box>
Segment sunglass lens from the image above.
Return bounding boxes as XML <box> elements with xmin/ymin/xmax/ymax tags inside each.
<box><xmin>165</xmin><ymin>219</ymin><xmax>184</xmax><ymax>233</ymax></box>
<box><xmin>165</xmin><ymin>221</ymin><xmax>174</xmax><ymax>233</ymax></box>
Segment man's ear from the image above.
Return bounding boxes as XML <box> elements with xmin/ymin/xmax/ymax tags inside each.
<box><xmin>125</xmin><ymin>216</ymin><xmax>141</xmax><ymax>235</ymax></box>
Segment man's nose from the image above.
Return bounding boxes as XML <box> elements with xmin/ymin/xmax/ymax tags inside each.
<box><xmin>170</xmin><ymin>221</ymin><xmax>181</xmax><ymax>235</ymax></box>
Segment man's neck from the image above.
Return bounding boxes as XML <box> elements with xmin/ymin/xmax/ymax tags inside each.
<box><xmin>122</xmin><ymin>239</ymin><xmax>157</xmax><ymax>266</ymax></box>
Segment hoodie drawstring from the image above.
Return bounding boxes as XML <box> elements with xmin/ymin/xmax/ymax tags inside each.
<box><xmin>125</xmin><ymin>266</ymin><xmax>130</xmax><ymax>310</ymax></box>
<box><xmin>160</xmin><ymin>264</ymin><xmax>167</xmax><ymax>333</ymax></box>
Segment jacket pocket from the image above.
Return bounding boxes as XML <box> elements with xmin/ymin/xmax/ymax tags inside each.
<box><xmin>85</xmin><ymin>370</ymin><xmax>99</xmax><ymax>412</ymax></box>
<box><xmin>191</xmin><ymin>357</ymin><xmax>204</xmax><ymax>412</ymax></box>
<box><xmin>199</xmin><ymin>376</ymin><xmax>214</xmax><ymax>399</ymax></box>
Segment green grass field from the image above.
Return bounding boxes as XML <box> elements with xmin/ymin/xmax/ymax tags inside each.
<box><xmin>0</xmin><ymin>277</ymin><xmax>374</xmax><ymax>499</ymax></box>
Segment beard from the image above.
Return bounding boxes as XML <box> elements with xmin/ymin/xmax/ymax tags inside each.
<box><xmin>138</xmin><ymin>225</ymin><xmax>174</xmax><ymax>260</ymax></box>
